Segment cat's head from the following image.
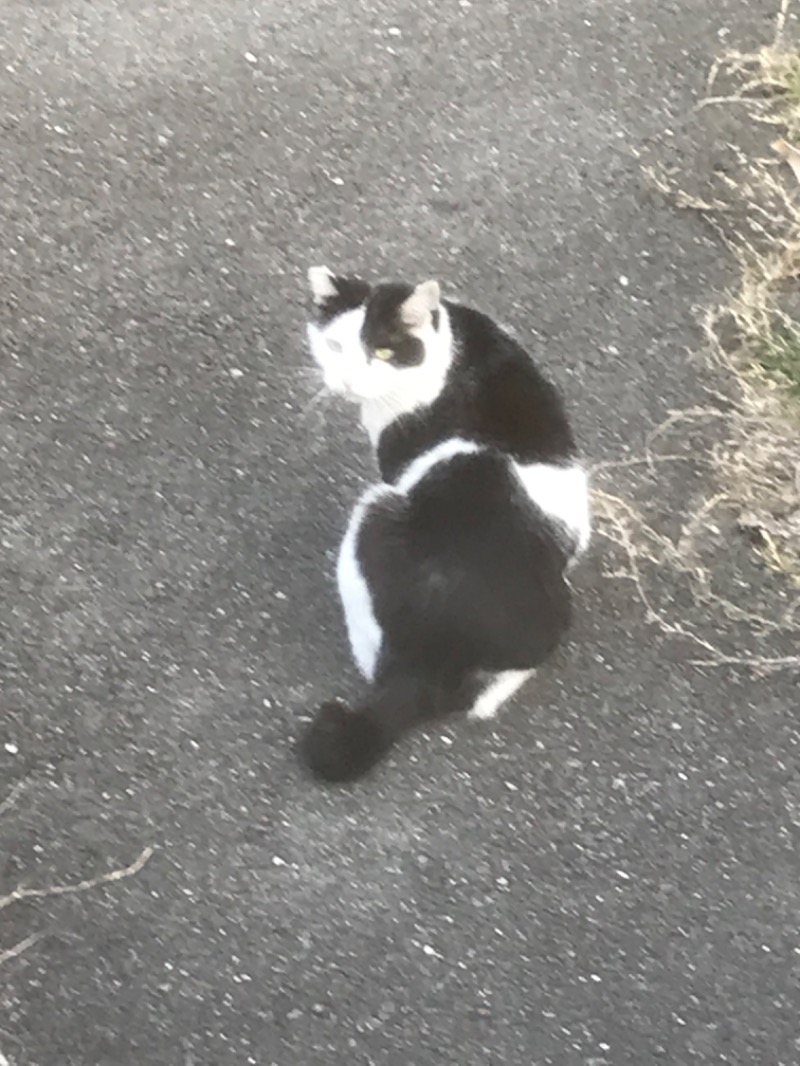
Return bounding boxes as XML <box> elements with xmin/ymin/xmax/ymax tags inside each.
<box><xmin>305</xmin><ymin>266</ymin><xmax>444</xmax><ymax>403</ymax></box>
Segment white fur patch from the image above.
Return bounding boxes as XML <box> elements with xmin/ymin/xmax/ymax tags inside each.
<box><xmin>307</xmin><ymin>307</ymin><xmax>371</xmax><ymax>399</ymax></box>
<box><xmin>307</xmin><ymin>304</ymin><xmax>454</xmax><ymax>446</ymax></box>
<box><xmin>337</xmin><ymin>437</ymin><xmax>478</xmax><ymax>682</ymax></box>
<box><xmin>308</xmin><ymin>265</ymin><xmax>338</xmax><ymax>303</ymax></box>
<box><xmin>337</xmin><ymin>484</ymin><xmax>387</xmax><ymax>681</ymax></box>
<box><xmin>468</xmin><ymin>669</ymin><xmax>533</xmax><ymax>720</ymax></box>
<box><xmin>513</xmin><ymin>462</ymin><xmax>591</xmax><ymax>556</ymax></box>
<box><xmin>395</xmin><ymin>437</ymin><xmax>481</xmax><ymax>493</ymax></box>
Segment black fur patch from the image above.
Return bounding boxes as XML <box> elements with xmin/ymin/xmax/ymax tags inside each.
<box><xmin>377</xmin><ymin>300</ymin><xmax>578</xmax><ymax>482</ymax></box>
<box><xmin>361</xmin><ymin>282</ymin><xmax>426</xmax><ymax>368</ymax></box>
<box><xmin>358</xmin><ymin>451</ymin><xmax>572</xmax><ymax>677</ymax></box>
<box><xmin>314</xmin><ymin>275</ymin><xmax>371</xmax><ymax>325</ymax></box>
<box><xmin>300</xmin><ymin>699</ymin><xmax>388</xmax><ymax>783</ymax></box>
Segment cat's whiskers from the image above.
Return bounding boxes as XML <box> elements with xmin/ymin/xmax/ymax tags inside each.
<box><xmin>299</xmin><ymin>385</ymin><xmax>334</xmax><ymax>425</ymax></box>
<box><xmin>294</xmin><ymin>366</ymin><xmax>325</xmax><ymax>384</ymax></box>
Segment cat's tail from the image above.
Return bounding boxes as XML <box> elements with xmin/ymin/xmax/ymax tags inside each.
<box><xmin>299</xmin><ymin>667</ymin><xmax>463</xmax><ymax>783</ymax></box>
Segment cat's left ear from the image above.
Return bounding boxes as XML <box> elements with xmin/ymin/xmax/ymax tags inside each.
<box><xmin>400</xmin><ymin>280</ymin><xmax>440</xmax><ymax>329</ymax></box>
<box><xmin>308</xmin><ymin>265</ymin><xmax>339</xmax><ymax>305</ymax></box>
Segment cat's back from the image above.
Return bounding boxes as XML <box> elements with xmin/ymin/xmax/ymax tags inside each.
<box><xmin>357</xmin><ymin>441</ymin><xmax>574</xmax><ymax>672</ymax></box>
<box><xmin>374</xmin><ymin>300</ymin><xmax>590</xmax><ymax>560</ymax></box>
<box><xmin>378</xmin><ymin>299</ymin><xmax>579</xmax><ymax>480</ymax></box>
<box><xmin>446</xmin><ymin>300</ymin><xmax>577</xmax><ymax>462</ymax></box>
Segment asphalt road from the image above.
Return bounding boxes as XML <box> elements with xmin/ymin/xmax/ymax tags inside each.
<box><xmin>1</xmin><ymin>1</ymin><xmax>799</xmax><ymax>1064</ymax></box>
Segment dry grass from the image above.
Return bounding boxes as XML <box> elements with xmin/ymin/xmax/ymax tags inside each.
<box><xmin>584</xmin><ymin>2</ymin><xmax>800</xmax><ymax>675</ymax></box>
<box><xmin>590</xmin><ymin>407</ymin><xmax>800</xmax><ymax>677</ymax></box>
<box><xmin>640</xmin><ymin>0</ymin><xmax>800</xmax><ymax>579</ymax></box>
<box><xmin>704</xmin><ymin>0</ymin><xmax>800</xmax><ymax>136</ymax></box>
<box><xmin>697</xmin><ymin>0</ymin><xmax>800</xmax><ymax>400</ymax></box>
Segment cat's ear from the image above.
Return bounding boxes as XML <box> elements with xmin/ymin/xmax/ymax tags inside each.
<box><xmin>400</xmin><ymin>280</ymin><xmax>440</xmax><ymax>329</ymax></box>
<box><xmin>308</xmin><ymin>265</ymin><xmax>339</xmax><ymax>305</ymax></box>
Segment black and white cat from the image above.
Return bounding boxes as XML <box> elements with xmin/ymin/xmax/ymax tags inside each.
<box><xmin>300</xmin><ymin>266</ymin><xmax>590</xmax><ymax>782</ymax></box>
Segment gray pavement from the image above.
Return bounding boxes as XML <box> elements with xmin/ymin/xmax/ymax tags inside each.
<box><xmin>1</xmin><ymin>1</ymin><xmax>799</xmax><ymax>1063</ymax></box>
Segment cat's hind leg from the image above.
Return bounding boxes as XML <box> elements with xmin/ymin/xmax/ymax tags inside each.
<box><xmin>467</xmin><ymin>669</ymin><xmax>533</xmax><ymax>721</ymax></box>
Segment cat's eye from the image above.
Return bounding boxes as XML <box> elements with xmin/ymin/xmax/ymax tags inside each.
<box><xmin>327</xmin><ymin>339</ymin><xmax>343</xmax><ymax>353</ymax></box>
<box><xmin>373</xmin><ymin>348</ymin><xmax>393</xmax><ymax>361</ymax></box>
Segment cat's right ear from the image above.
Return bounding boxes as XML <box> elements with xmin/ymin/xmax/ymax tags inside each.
<box><xmin>308</xmin><ymin>266</ymin><xmax>339</xmax><ymax>306</ymax></box>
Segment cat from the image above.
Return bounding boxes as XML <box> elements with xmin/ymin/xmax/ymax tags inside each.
<box><xmin>299</xmin><ymin>266</ymin><xmax>591</xmax><ymax>782</ymax></box>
